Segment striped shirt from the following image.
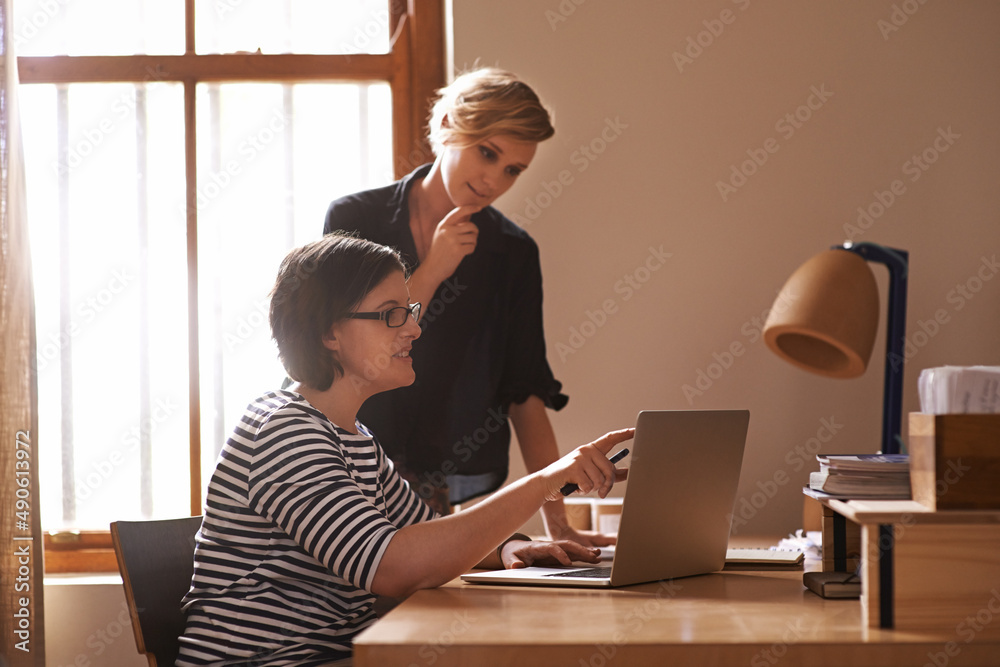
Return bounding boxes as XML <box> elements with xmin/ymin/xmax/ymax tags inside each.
<box><xmin>177</xmin><ymin>390</ymin><xmax>437</xmax><ymax>666</ymax></box>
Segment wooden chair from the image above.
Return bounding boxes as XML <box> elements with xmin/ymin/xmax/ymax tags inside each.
<box><xmin>111</xmin><ymin>515</ymin><xmax>203</xmax><ymax>667</ymax></box>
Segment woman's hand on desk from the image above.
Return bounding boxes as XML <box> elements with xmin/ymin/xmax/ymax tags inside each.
<box><xmin>548</xmin><ymin>525</ymin><xmax>617</xmax><ymax>548</ymax></box>
<box><xmin>501</xmin><ymin>539</ymin><xmax>602</xmax><ymax>569</ymax></box>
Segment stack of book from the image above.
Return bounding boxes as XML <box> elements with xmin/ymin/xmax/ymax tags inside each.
<box><xmin>808</xmin><ymin>454</ymin><xmax>911</xmax><ymax>498</ymax></box>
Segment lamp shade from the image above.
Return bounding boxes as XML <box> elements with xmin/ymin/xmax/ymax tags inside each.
<box><xmin>763</xmin><ymin>249</ymin><xmax>880</xmax><ymax>379</ymax></box>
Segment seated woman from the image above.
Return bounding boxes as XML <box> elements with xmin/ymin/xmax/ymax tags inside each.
<box><xmin>176</xmin><ymin>233</ymin><xmax>632</xmax><ymax>666</ymax></box>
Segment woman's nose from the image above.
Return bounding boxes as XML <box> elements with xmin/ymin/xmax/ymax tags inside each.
<box><xmin>403</xmin><ymin>312</ymin><xmax>422</xmax><ymax>339</ymax></box>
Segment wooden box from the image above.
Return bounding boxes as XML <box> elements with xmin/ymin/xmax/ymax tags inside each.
<box><xmin>592</xmin><ymin>497</ymin><xmax>623</xmax><ymax>535</ymax></box>
<box><xmin>909</xmin><ymin>413</ymin><xmax>1000</xmax><ymax>510</ymax></box>
<box><xmin>563</xmin><ymin>498</ymin><xmax>592</xmax><ymax>531</ymax></box>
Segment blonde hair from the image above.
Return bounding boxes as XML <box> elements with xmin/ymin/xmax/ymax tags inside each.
<box><xmin>428</xmin><ymin>67</ymin><xmax>554</xmax><ymax>155</ymax></box>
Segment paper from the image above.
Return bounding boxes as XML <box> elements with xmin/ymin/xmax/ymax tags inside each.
<box><xmin>919</xmin><ymin>366</ymin><xmax>1000</xmax><ymax>414</ymax></box>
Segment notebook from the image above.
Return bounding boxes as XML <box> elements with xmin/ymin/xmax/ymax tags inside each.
<box><xmin>594</xmin><ymin>546</ymin><xmax>803</xmax><ymax>566</ymax></box>
<box><xmin>461</xmin><ymin>409</ymin><xmax>750</xmax><ymax>588</ymax></box>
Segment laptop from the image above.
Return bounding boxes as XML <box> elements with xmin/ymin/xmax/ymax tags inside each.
<box><xmin>461</xmin><ymin>409</ymin><xmax>750</xmax><ymax>588</ymax></box>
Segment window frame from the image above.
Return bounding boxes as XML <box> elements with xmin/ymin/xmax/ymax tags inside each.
<box><xmin>20</xmin><ymin>0</ymin><xmax>445</xmax><ymax>573</ymax></box>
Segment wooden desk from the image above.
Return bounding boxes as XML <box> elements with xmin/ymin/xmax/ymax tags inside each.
<box><xmin>354</xmin><ymin>568</ymin><xmax>1000</xmax><ymax>666</ymax></box>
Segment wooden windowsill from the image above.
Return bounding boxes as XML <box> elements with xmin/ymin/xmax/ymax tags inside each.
<box><xmin>44</xmin><ymin>531</ymin><xmax>119</xmax><ymax>574</ymax></box>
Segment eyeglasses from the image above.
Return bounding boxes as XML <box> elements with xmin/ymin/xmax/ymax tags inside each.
<box><xmin>345</xmin><ymin>303</ymin><xmax>421</xmax><ymax>328</ymax></box>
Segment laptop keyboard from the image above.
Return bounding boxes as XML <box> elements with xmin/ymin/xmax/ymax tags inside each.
<box><xmin>545</xmin><ymin>566</ymin><xmax>612</xmax><ymax>579</ymax></box>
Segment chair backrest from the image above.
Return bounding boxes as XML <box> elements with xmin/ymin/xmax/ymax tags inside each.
<box><xmin>111</xmin><ymin>515</ymin><xmax>203</xmax><ymax>667</ymax></box>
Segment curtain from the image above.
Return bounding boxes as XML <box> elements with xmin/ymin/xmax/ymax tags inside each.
<box><xmin>0</xmin><ymin>0</ymin><xmax>46</xmax><ymax>663</ymax></box>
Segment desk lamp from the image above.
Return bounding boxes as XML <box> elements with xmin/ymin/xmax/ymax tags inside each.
<box><xmin>762</xmin><ymin>242</ymin><xmax>909</xmax><ymax>455</ymax></box>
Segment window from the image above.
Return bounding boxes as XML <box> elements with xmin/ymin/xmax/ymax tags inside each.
<box><xmin>17</xmin><ymin>0</ymin><xmax>445</xmax><ymax>572</ymax></box>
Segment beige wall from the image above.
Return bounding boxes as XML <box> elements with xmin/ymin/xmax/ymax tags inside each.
<box><xmin>452</xmin><ymin>1</ymin><xmax>1000</xmax><ymax>536</ymax></box>
<box><xmin>44</xmin><ymin>576</ymin><xmax>145</xmax><ymax>667</ymax></box>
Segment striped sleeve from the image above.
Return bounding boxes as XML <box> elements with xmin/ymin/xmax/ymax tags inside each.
<box><xmin>377</xmin><ymin>441</ymin><xmax>438</xmax><ymax>528</ymax></box>
<box><xmin>246</xmin><ymin>410</ymin><xmax>398</xmax><ymax>592</ymax></box>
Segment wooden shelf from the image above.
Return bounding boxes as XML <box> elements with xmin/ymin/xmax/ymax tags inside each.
<box><xmin>825</xmin><ymin>498</ymin><xmax>1000</xmax><ymax>525</ymax></box>
<box><xmin>811</xmin><ymin>493</ymin><xmax>1000</xmax><ymax>634</ymax></box>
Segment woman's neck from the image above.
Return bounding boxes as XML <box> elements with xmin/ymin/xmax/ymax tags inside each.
<box><xmin>290</xmin><ymin>379</ymin><xmax>366</xmax><ymax>434</ymax></box>
<box><xmin>409</xmin><ymin>161</ymin><xmax>455</xmax><ymax>261</ymax></box>
<box><xmin>412</xmin><ymin>160</ymin><xmax>455</xmax><ymax>226</ymax></box>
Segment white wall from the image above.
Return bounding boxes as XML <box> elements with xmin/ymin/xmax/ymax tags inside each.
<box><xmin>452</xmin><ymin>1</ymin><xmax>1000</xmax><ymax>536</ymax></box>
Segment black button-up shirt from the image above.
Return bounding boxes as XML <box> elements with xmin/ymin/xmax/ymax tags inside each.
<box><xmin>323</xmin><ymin>165</ymin><xmax>568</xmax><ymax>503</ymax></box>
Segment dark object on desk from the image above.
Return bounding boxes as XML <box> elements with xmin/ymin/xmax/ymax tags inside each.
<box><xmin>804</xmin><ymin>489</ymin><xmax>863</xmax><ymax>573</ymax></box>
<box><xmin>804</xmin><ymin>571</ymin><xmax>861</xmax><ymax>599</ymax></box>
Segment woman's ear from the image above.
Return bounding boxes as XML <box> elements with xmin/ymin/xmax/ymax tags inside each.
<box><xmin>321</xmin><ymin>324</ymin><xmax>340</xmax><ymax>352</ymax></box>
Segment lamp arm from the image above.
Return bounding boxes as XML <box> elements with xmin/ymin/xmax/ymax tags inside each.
<box><xmin>833</xmin><ymin>242</ymin><xmax>909</xmax><ymax>455</ymax></box>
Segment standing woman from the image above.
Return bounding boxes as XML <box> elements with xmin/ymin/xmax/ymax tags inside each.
<box><xmin>324</xmin><ymin>68</ymin><xmax>607</xmax><ymax>544</ymax></box>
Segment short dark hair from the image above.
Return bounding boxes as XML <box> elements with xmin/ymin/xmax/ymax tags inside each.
<box><xmin>269</xmin><ymin>233</ymin><xmax>405</xmax><ymax>391</ymax></box>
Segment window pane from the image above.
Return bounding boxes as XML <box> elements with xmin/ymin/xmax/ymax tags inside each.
<box><xmin>196</xmin><ymin>0</ymin><xmax>391</xmax><ymax>55</ymax></box>
<box><xmin>23</xmin><ymin>83</ymin><xmax>189</xmax><ymax>530</ymax></box>
<box><xmin>13</xmin><ymin>0</ymin><xmax>184</xmax><ymax>56</ymax></box>
<box><xmin>195</xmin><ymin>82</ymin><xmax>392</xmax><ymax>483</ymax></box>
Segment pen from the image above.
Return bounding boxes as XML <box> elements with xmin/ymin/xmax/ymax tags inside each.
<box><xmin>559</xmin><ymin>448</ymin><xmax>630</xmax><ymax>496</ymax></box>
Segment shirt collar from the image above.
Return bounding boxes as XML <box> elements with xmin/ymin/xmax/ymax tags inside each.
<box><xmin>386</xmin><ymin>164</ymin><xmax>433</xmax><ymax>229</ymax></box>
<box><xmin>386</xmin><ymin>163</ymin><xmax>506</xmax><ymax>254</ymax></box>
